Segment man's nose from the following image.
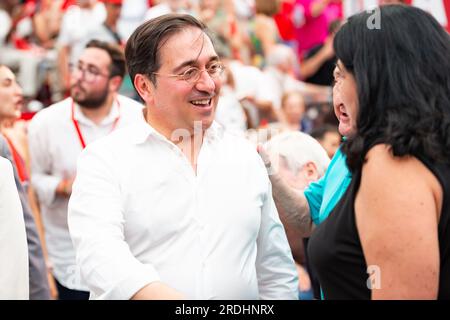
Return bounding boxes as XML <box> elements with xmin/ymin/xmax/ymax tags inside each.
<box><xmin>194</xmin><ymin>70</ymin><xmax>216</xmax><ymax>93</ymax></box>
<box><xmin>14</xmin><ymin>81</ymin><xmax>23</xmax><ymax>97</ymax></box>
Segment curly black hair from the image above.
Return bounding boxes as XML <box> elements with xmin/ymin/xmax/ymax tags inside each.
<box><xmin>334</xmin><ymin>5</ymin><xmax>450</xmax><ymax>173</ymax></box>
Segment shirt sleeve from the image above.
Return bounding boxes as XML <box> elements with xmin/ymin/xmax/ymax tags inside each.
<box><xmin>68</xmin><ymin>143</ymin><xmax>160</xmax><ymax>300</ymax></box>
<box><xmin>27</xmin><ymin>116</ymin><xmax>61</xmax><ymax>207</ymax></box>
<box><xmin>304</xmin><ymin>175</ymin><xmax>325</xmax><ymax>225</ymax></box>
<box><xmin>255</xmin><ymin>179</ymin><xmax>299</xmax><ymax>300</ymax></box>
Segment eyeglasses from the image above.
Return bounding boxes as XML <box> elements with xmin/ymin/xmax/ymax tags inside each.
<box><xmin>69</xmin><ymin>64</ymin><xmax>110</xmax><ymax>83</ymax></box>
<box><xmin>152</xmin><ymin>62</ymin><xmax>225</xmax><ymax>85</ymax></box>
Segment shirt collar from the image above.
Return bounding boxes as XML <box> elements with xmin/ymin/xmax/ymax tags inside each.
<box><xmin>131</xmin><ymin>120</ymin><xmax>225</xmax><ymax>145</ymax></box>
<box><xmin>72</xmin><ymin>98</ymin><xmax>120</xmax><ymax>127</ymax></box>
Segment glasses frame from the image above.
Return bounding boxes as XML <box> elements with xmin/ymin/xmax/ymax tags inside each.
<box><xmin>152</xmin><ymin>62</ymin><xmax>225</xmax><ymax>85</ymax></box>
<box><xmin>69</xmin><ymin>63</ymin><xmax>111</xmax><ymax>83</ymax></box>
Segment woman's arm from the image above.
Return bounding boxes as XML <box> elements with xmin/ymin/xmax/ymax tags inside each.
<box><xmin>355</xmin><ymin>144</ymin><xmax>442</xmax><ymax>299</ymax></box>
<box><xmin>257</xmin><ymin>145</ymin><xmax>315</xmax><ymax>238</ymax></box>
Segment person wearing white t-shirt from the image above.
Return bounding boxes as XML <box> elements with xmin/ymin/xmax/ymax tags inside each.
<box><xmin>144</xmin><ymin>0</ymin><xmax>192</xmax><ymax>21</ymax></box>
<box><xmin>68</xmin><ymin>14</ymin><xmax>298</xmax><ymax>300</ymax></box>
<box><xmin>57</xmin><ymin>0</ymin><xmax>106</xmax><ymax>92</ymax></box>
<box><xmin>28</xmin><ymin>40</ymin><xmax>144</xmax><ymax>300</ymax></box>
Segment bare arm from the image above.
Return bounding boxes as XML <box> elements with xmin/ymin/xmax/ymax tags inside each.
<box><xmin>254</xmin><ymin>15</ymin><xmax>277</xmax><ymax>57</ymax></box>
<box><xmin>258</xmin><ymin>145</ymin><xmax>315</xmax><ymax>237</ymax></box>
<box><xmin>300</xmin><ymin>36</ymin><xmax>334</xmax><ymax>80</ymax></box>
<box><xmin>356</xmin><ymin>145</ymin><xmax>441</xmax><ymax>299</ymax></box>
<box><xmin>270</xmin><ymin>172</ymin><xmax>315</xmax><ymax>237</ymax></box>
<box><xmin>310</xmin><ymin>0</ymin><xmax>331</xmax><ymax>18</ymax></box>
<box><xmin>131</xmin><ymin>282</ymin><xmax>185</xmax><ymax>300</ymax></box>
<box><xmin>57</xmin><ymin>45</ymin><xmax>70</xmax><ymax>92</ymax></box>
<box><xmin>242</xmin><ymin>95</ymin><xmax>274</xmax><ymax>113</ymax></box>
<box><xmin>33</xmin><ymin>13</ymin><xmax>50</xmax><ymax>46</ymax></box>
<box><xmin>298</xmin><ymin>83</ymin><xmax>331</xmax><ymax>103</ymax></box>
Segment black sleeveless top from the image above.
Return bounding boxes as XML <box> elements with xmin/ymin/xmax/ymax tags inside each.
<box><xmin>307</xmin><ymin>155</ymin><xmax>450</xmax><ymax>299</ymax></box>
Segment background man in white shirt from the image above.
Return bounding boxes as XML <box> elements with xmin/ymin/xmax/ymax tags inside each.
<box><xmin>0</xmin><ymin>156</ymin><xmax>29</xmax><ymax>300</ymax></box>
<box><xmin>68</xmin><ymin>14</ymin><xmax>298</xmax><ymax>300</ymax></box>
<box><xmin>28</xmin><ymin>40</ymin><xmax>144</xmax><ymax>300</ymax></box>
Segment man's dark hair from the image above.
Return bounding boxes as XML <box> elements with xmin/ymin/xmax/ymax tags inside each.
<box><xmin>334</xmin><ymin>5</ymin><xmax>450</xmax><ymax>172</ymax></box>
<box><xmin>125</xmin><ymin>13</ymin><xmax>210</xmax><ymax>87</ymax></box>
<box><xmin>85</xmin><ymin>39</ymin><xmax>126</xmax><ymax>78</ymax></box>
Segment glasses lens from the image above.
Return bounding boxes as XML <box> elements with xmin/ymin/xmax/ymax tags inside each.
<box><xmin>182</xmin><ymin>68</ymin><xmax>200</xmax><ymax>84</ymax></box>
<box><xmin>208</xmin><ymin>64</ymin><xmax>224</xmax><ymax>78</ymax></box>
<box><xmin>181</xmin><ymin>63</ymin><xmax>224</xmax><ymax>84</ymax></box>
<box><xmin>69</xmin><ymin>65</ymin><xmax>92</xmax><ymax>82</ymax></box>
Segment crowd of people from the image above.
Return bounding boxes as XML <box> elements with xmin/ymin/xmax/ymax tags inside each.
<box><xmin>0</xmin><ymin>0</ymin><xmax>449</xmax><ymax>300</ymax></box>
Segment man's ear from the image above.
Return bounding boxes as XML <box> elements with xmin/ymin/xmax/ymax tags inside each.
<box><xmin>134</xmin><ymin>74</ymin><xmax>155</xmax><ymax>105</ymax></box>
<box><xmin>303</xmin><ymin>161</ymin><xmax>319</xmax><ymax>183</ymax></box>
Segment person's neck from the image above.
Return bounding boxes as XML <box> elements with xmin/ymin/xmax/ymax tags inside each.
<box><xmin>0</xmin><ymin>118</ymin><xmax>14</xmax><ymax>132</ymax></box>
<box><xmin>79</xmin><ymin>2</ymin><xmax>94</xmax><ymax>10</ymax></box>
<box><xmin>147</xmin><ymin>116</ymin><xmax>206</xmax><ymax>146</ymax></box>
<box><xmin>78</xmin><ymin>95</ymin><xmax>115</xmax><ymax>126</ymax></box>
<box><xmin>145</xmin><ymin>112</ymin><xmax>205</xmax><ymax>173</ymax></box>
<box><xmin>286</xmin><ymin>121</ymin><xmax>301</xmax><ymax>131</ymax></box>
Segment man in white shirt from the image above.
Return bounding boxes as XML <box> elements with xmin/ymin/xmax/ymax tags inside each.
<box><xmin>68</xmin><ymin>14</ymin><xmax>298</xmax><ymax>300</ymax></box>
<box><xmin>28</xmin><ymin>40</ymin><xmax>144</xmax><ymax>299</ymax></box>
<box><xmin>0</xmin><ymin>156</ymin><xmax>29</xmax><ymax>300</ymax></box>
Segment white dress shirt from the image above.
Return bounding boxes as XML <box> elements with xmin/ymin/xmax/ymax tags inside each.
<box><xmin>28</xmin><ymin>95</ymin><xmax>144</xmax><ymax>291</ymax></box>
<box><xmin>0</xmin><ymin>157</ymin><xmax>29</xmax><ymax>299</ymax></box>
<box><xmin>68</xmin><ymin>121</ymin><xmax>298</xmax><ymax>300</ymax></box>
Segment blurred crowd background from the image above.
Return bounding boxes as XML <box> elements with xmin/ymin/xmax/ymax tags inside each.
<box><xmin>1</xmin><ymin>0</ymin><xmax>449</xmax><ymax>300</ymax></box>
<box><xmin>1</xmin><ymin>0</ymin><xmax>448</xmax><ymax>142</ymax></box>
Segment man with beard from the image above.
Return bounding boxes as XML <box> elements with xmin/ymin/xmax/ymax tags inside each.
<box><xmin>28</xmin><ymin>40</ymin><xmax>144</xmax><ymax>300</ymax></box>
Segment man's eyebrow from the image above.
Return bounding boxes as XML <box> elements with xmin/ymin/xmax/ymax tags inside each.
<box><xmin>172</xmin><ymin>56</ymin><xmax>220</xmax><ymax>74</ymax></box>
<box><xmin>78</xmin><ymin>60</ymin><xmax>101</xmax><ymax>70</ymax></box>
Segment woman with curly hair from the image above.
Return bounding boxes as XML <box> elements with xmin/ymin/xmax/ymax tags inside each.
<box><xmin>307</xmin><ymin>5</ymin><xmax>450</xmax><ymax>299</ymax></box>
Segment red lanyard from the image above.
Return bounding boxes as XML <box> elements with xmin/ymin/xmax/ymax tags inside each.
<box><xmin>71</xmin><ymin>98</ymin><xmax>121</xmax><ymax>149</ymax></box>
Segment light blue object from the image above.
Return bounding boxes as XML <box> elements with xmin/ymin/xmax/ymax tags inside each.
<box><xmin>304</xmin><ymin>146</ymin><xmax>352</xmax><ymax>225</ymax></box>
